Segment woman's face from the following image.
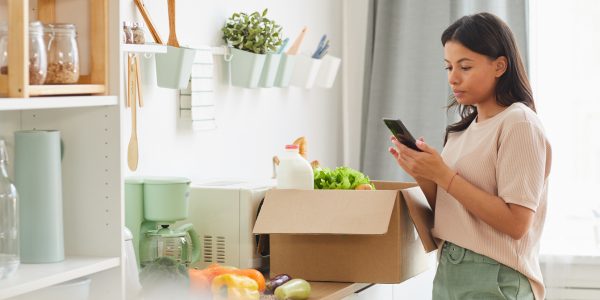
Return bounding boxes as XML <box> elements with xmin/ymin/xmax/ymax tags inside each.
<box><xmin>444</xmin><ymin>41</ymin><xmax>506</xmax><ymax>106</ymax></box>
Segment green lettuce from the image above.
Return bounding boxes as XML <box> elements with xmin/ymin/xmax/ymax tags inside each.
<box><xmin>313</xmin><ymin>166</ymin><xmax>376</xmax><ymax>190</ymax></box>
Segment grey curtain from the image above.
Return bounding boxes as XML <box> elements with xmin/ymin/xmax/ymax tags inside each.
<box><xmin>360</xmin><ymin>0</ymin><xmax>529</xmax><ymax>182</ymax></box>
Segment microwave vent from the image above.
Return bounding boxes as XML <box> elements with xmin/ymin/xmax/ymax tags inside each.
<box><xmin>216</xmin><ymin>236</ymin><xmax>226</xmax><ymax>264</ymax></box>
<box><xmin>203</xmin><ymin>236</ymin><xmax>213</xmax><ymax>263</ymax></box>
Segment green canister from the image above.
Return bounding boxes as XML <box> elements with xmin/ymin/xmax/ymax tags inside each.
<box><xmin>14</xmin><ymin>130</ymin><xmax>64</xmax><ymax>263</ymax></box>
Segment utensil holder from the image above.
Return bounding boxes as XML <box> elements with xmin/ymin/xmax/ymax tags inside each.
<box><xmin>273</xmin><ymin>53</ymin><xmax>296</xmax><ymax>88</ymax></box>
<box><xmin>155</xmin><ymin>46</ymin><xmax>196</xmax><ymax>89</ymax></box>
<box><xmin>258</xmin><ymin>52</ymin><xmax>282</xmax><ymax>88</ymax></box>
<box><xmin>290</xmin><ymin>54</ymin><xmax>322</xmax><ymax>89</ymax></box>
<box><xmin>315</xmin><ymin>55</ymin><xmax>342</xmax><ymax>88</ymax></box>
<box><xmin>230</xmin><ymin>48</ymin><xmax>266</xmax><ymax>89</ymax></box>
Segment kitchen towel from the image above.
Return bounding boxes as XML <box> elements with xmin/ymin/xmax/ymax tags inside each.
<box><xmin>179</xmin><ymin>45</ymin><xmax>216</xmax><ymax>131</ymax></box>
<box><xmin>14</xmin><ymin>130</ymin><xmax>65</xmax><ymax>263</ymax></box>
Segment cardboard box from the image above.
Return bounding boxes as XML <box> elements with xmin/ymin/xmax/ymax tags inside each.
<box><xmin>253</xmin><ymin>181</ymin><xmax>430</xmax><ymax>284</ymax></box>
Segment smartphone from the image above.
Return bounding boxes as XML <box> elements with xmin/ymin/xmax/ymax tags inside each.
<box><xmin>383</xmin><ymin>118</ymin><xmax>423</xmax><ymax>152</ymax></box>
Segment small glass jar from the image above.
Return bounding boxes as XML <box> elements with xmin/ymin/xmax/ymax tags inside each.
<box><xmin>43</xmin><ymin>23</ymin><xmax>80</xmax><ymax>84</ymax></box>
<box><xmin>0</xmin><ymin>21</ymin><xmax>48</xmax><ymax>85</ymax></box>
<box><xmin>123</xmin><ymin>22</ymin><xmax>133</xmax><ymax>44</ymax></box>
<box><xmin>132</xmin><ymin>23</ymin><xmax>146</xmax><ymax>45</ymax></box>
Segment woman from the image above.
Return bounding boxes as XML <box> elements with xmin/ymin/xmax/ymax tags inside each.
<box><xmin>388</xmin><ymin>13</ymin><xmax>551</xmax><ymax>300</ymax></box>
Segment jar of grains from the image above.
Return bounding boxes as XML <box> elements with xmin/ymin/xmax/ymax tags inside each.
<box><xmin>123</xmin><ymin>22</ymin><xmax>133</xmax><ymax>44</ymax></box>
<box><xmin>0</xmin><ymin>21</ymin><xmax>48</xmax><ymax>85</ymax></box>
<box><xmin>43</xmin><ymin>23</ymin><xmax>80</xmax><ymax>84</ymax></box>
<box><xmin>132</xmin><ymin>23</ymin><xmax>146</xmax><ymax>44</ymax></box>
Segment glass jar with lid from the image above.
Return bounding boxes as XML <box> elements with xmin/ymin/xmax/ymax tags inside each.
<box><xmin>0</xmin><ymin>21</ymin><xmax>48</xmax><ymax>85</ymax></box>
<box><xmin>131</xmin><ymin>23</ymin><xmax>146</xmax><ymax>45</ymax></box>
<box><xmin>123</xmin><ymin>22</ymin><xmax>133</xmax><ymax>44</ymax></box>
<box><xmin>43</xmin><ymin>23</ymin><xmax>80</xmax><ymax>84</ymax></box>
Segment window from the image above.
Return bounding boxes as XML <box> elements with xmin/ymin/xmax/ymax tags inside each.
<box><xmin>529</xmin><ymin>0</ymin><xmax>600</xmax><ymax>254</ymax></box>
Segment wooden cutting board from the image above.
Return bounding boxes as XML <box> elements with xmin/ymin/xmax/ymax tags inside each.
<box><xmin>262</xmin><ymin>274</ymin><xmax>372</xmax><ymax>300</ymax></box>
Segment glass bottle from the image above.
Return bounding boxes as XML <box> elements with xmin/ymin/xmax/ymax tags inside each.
<box><xmin>131</xmin><ymin>23</ymin><xmax>146</xmax><ymax>45</ymax></box>
<box><xmin>0</xmin><ymin>140</ymin><xmax>19</xmax><ymax>279</ymax></box>
<box><xmin>43</xmin><ymin>23</ymin><xmax>80</xmax><ymax>84</ymax></box>
<box><xmin>123</xmin><ymin>22</ymin><xmax>133</xmax><ymax>44</ymax></box>
<box><xmin>0</xmin><ymin>21</ymin><xmax>48</xmax><ymax>85</ymax></box>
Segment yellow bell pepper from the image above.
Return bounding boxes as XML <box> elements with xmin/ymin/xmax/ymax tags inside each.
<box><xmin>211</xmin><ymin>274</ymin><xmax>260</xmax><ymax>300</ymax></box>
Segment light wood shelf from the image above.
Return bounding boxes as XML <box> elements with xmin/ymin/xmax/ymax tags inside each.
<box><xmin>0</xmin><ymin>75</ymin><xmax>103</xmax><ymax>97</ymax></box>
<box><xmin>3</xmin><ymin>0</ymin><xmax>108</xmax><ymax>98</ymax></box>
<box><xmin>0</xmin><ymin>256</ymin><xmax>120</xmax><ymax>299</ymax></box>
<box><xmin>0</xmin><ymin>0</ymin><xmax>123</xmax><ymax>299</ymax></box>
<box><xmin>28</xmin><ymin>84</ymin><xmax>106</xmax><ymax>96</ymax></box>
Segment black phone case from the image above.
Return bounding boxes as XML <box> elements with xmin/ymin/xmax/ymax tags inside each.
<box><xmin>383</xmin><ymin>118</ymin><xmax>424</xmax><ymax>152</ymax></box>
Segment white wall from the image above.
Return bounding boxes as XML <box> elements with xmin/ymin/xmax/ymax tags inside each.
<box><xmin>121</xmin><ymin>0</ymin><xmax>346</xmax><ymax>181</ymax></box>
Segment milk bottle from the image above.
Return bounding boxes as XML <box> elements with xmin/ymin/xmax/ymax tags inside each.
<box><xmin>277</xmin><ymin>145</ymin><xmax>314</xmax><ymax>190</ymax></box>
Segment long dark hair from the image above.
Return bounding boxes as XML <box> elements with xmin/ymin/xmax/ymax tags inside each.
<box><xmin>442</xmin><ymin>12</ymin><xmax>534</xmax><ymax>146</ymax></box>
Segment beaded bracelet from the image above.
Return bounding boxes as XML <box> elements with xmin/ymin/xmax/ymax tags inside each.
<box><xmin>447</xmin><ymin>172</ymin><xmax>459</xmax><ymax>193</ymax></box>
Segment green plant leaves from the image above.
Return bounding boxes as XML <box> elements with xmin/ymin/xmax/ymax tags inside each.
<box><xmin>221</xmin><ymin>9</ymin><xmax>283</xmax><ymax>54</ymax></box>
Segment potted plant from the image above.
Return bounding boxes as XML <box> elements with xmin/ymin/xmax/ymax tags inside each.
<box><xmin>222</xmin><ymin>9</ymin><xmax>283</xmax><ymax>88</ymax></box>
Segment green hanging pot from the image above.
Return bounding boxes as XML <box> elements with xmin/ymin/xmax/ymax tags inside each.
<box><xmin>155</xmin><ymin>46</ymin><xmax>197</xmax><ymax>89</ymax></box>
<box><xmin>230</xmin><ymin>47</ymin><xmax>266</xmax><ymax>89</ymax></box>
<box><xmin>273</xmin><ymin>53</ymin><xmax>296</xmax><ymax>88</ymax></box>
<box><xmin>258</xmin><ymin>52</ymin><xmax>282</xmax><ymax>88</ymax></box>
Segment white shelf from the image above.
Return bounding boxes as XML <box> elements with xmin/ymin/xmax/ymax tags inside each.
<box><xmin>122</xmin><ymin>43</ymin><xmax>167</xmax><ymax>53</ymax></box>
<box><xmin>0</xmin><ymin>256</ymin><xmax>120</xmax><ymax>299</ymax></box>
<box><xmin>0</xmin><ymin>96</ymin><xmax>118</xmax><ymax>111</ymax></box>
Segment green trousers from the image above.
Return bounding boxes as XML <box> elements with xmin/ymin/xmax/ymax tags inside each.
<box><xmin>432</xmin><ymin>241</ymin><xmax>535</xmax><ymax>300</ymax></box>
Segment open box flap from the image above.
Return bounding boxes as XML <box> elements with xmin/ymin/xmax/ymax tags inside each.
<box><xmin>401</xmin><ymin>186</ymin><xmax>438</xmax><ymax>253</ymax></box>
<box><xmin>253</xmin><ymin>189</ymin><xmax>399</xmax><ymax>235</ymax></box>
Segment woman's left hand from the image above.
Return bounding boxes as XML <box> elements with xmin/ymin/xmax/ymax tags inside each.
<box><xmin>389</xmin><ymin>136</ymin><xmax>452</xmax><ymax>184</ymax></box>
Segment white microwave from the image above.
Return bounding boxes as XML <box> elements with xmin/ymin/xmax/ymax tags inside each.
<box><xmin>174</xmin><ymin>178</ymin><xmax>276</xmax><ymax>270</ymax></box>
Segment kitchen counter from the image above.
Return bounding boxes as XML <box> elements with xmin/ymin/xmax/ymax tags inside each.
<box><xmin>259</xmin><ymin>281</ymin><xmax>373</xmax><ymax>300</ymax></box>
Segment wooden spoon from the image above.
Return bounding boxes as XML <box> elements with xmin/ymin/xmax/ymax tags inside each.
<box><xmin>135</xmin><ymin>55</ymin><xmax>143</xmax><ymax>107</ymax></box>
<box><xmin>126</xmin><ymin>55</ymin><xmax>131</xmax><ymax>107</ymax></box>
<box><xmin>287</xmin><ymin>27</ymin><xmax>307</xmax><ymax>55</ymax></box>
<box><xmin>127</xmin><ymin>56</ymin><xmax>139</xmax><ymax>171</ymax></box>
<box><xmin>134</xmin><ymin>0</ymin><xmax>163</xmax><ymax>44</ymax></box>
<box><xmin>166</xmin><ymin>0</ymin><xmax>180</xmax><ymax>48</ymax></box>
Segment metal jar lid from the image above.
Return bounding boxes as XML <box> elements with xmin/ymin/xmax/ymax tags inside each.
<box><xmin>43</xmin><ymin>23</ymin><xmax>77</xmax><ymax>36</ymax></box>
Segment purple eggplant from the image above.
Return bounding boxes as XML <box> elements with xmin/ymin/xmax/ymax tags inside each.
<box><xmin>266</xmin><ymin>274</ymin><xmax>292</xmax><ymax>292</ymax></box>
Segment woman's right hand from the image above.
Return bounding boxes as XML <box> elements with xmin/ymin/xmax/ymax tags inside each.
<box><xmin>388</xmin><ymin>135</ymin><xmax>425</xmax><ymax>180</ymax></box>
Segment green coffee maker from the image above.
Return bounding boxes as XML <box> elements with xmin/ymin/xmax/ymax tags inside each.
<box><xmin>125</xmin><ymin>176</ymin><xmax>201</xmax><ymax>269</ymax></box>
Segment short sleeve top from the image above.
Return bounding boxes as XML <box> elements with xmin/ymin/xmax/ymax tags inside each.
<box><xmin>431</xmin><ymin>102</ymin><xmax>552</xmax><ymax>300</ymax></box>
